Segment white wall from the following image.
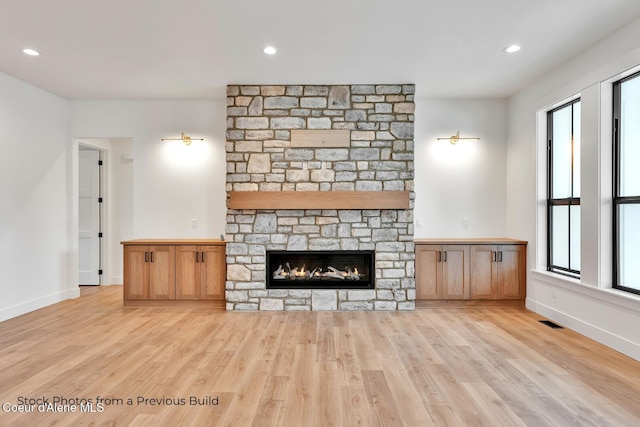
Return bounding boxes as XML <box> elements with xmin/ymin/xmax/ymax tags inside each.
<box><xmin>0</xmin><ymin>91</ymin><xmax>227</xmax><ymax>318</ymax></box>
<box><xmin>507</xmin><ymin>17</ymin><xmax>640</xmax><ymax>360</ymax></box>
<box><xmin>69</xmin><ymin>101</ymin><xmax>228</xmax><ymax>282</ymax></box>
<box><xmin>0</xmin><ymin>72</ymin><xmax>78</xmax><ymax>321</ymax></box>
<box><xmin>109</xmin><ymin>138</ymin><xmax>134</xmax><ymax>284</ymax></box>
<box><xmin>414</xmin><ymin>98</ymin><xmax>507</xmax><ymax>237</ymax></box>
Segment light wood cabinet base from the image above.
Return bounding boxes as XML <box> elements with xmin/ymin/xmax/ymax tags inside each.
<box><xmin>416</xmin><ymin>299</ymin><xmax>525</xmax><ymax>309</ymax></box>
<box><xmin>123</xmin><ymin>299</ymin><xmax>225</xmax><ymax>308</ymax></box>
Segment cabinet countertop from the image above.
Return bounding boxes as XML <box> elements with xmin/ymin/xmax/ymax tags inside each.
<box><xmin>121</xmin><ymin>239</ymin><xmax>226</xmax><ymax>245</ymax></box>
<box><xmin>414</xmin><ymin>238</ymin><xmax>527</xmax><ymax>245</ymax></box>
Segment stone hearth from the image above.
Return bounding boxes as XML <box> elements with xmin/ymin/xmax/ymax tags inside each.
<box><xmin>225</xmin><ymin>84</ymin><xmax>415</xmax><ymax>311</ymax></box>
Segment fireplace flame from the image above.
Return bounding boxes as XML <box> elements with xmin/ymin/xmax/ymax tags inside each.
<box><xmin>272</xmin><ymin>262</ymin><xmax>364</xmax><ymax>281</ymax></box>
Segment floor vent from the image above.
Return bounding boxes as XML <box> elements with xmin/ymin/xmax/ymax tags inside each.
<box><xmin>539</xmin><ymin>320</ymin><xmax>564</xmax><ymax>329</ymax></box>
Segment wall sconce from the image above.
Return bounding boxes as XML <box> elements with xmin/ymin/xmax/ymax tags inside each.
<box><xmin>161</xmin><ymin>132</ymin><xmax>203</xmax><ymax>146</ymax></box>
<box><xmin>437</xmin><ymin>131</ymin><xmax>480</xmax><ymax>145</ymax></box>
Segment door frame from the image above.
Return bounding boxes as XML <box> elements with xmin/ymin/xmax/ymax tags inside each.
<box><xmin>72</xmin><ymin>138</ymin><xmax>111</xmax><ymax>287</ymax></box>
<box><xmin>78</xmin><ymin>146</ymin><xmax>102</xmax><ymax>285</ymax></box>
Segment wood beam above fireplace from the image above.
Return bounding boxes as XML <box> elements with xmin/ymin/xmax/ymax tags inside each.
<box><xmin>228</xmin><ymin>191</ymin><xmax>410</xmax><ymax>210</ymax></box>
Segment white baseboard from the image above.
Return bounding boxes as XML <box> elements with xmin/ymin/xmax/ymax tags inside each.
<box><xmin>527</xmin><ymin>298</ymin><xmax>640</xmax><ymax>361</ymax></box>
<box><xmin>0</xmin><ymin>288</ymin><xmax>81</xmax><ymax>323</ymax></box>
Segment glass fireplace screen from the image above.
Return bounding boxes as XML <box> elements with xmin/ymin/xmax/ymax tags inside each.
<box><xmin>266</xmin><ymin>250</ymin><xmax>375</xmax><ymax>289</ymax></box>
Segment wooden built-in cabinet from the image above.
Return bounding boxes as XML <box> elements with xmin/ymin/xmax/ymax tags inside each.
<box><xmin>123</xmin><ymin>245</ymin><xmax>175</xmax><ymax>300</ymax></box>
<box><xmin>176</xmin><ymin>245</ymin><xmax>226</xmax><ymax>300</ymax></box>
<box><xmin>415</xmin><ymin>239</ymin><xmax>527</xmax><ymax>305</ymax></box>
<box><xmin>122</xmin><ymin>239</ymin><xmax>226</xmax><ymax>307</ymax></box>
<box><xmin>470</xmin><ymin>245</ymin><xmax>526</xmax><ymax>300</ymax></box>
<box><xmin>415</xmin><ymin>244</ymin><xmax>469</xmax><ymax>300</ymax></box>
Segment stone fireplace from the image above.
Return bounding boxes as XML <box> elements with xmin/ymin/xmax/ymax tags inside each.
<box><xmin>225</xmin><ymin>84</ymin><xmax>415</xmax><ymax>311</ymax></box>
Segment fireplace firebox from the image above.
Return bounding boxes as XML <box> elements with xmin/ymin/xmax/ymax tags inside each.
<box><xmin>266</xmin><ymin>250</ymin><xmax>375</xmax><ymax>289</ymax></box>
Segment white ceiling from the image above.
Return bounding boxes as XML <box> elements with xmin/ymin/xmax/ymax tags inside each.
<box><xmin>2</xmin><ymin>0</ymin><xmax>640</xmax><ymax>100</ymax></box>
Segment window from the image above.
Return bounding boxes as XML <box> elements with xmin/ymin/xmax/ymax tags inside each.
<box><xmin>614</xmin><ymin>71</ymin><xmax>640</xmax><ymax>294</ymax></box>
<box><xmin>547</xmin><ymin>99</ymin><xmax>580</xmax><ymax>278</ymax></box>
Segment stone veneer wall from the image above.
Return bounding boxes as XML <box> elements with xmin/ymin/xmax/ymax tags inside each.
<box><xmin>225</xmin><ymin>84</ymin><xmax>415</xmax><ymax>311</ymax></box>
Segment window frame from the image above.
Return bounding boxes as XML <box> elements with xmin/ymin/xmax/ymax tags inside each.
<box><xmin>547</xmin><ymin>98</ymin><xmax>581</xmax><ymax>278</ymax></box>
<box><xmin>613</xmin><ymin>70</ymin><xmax>640</xmax><ymax>295</ymax></box>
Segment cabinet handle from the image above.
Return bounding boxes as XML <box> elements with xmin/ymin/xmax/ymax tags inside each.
<box><xmin>437</xmin><ymin>251</ymin><xmax>441</xmax><ymax>262</ymax></box>
<box><xmin>144</xmin><ymin>251</ymin><xmax>149</xmax><ymax>262</ymax></box>
<box><xmin>498</xmin><ymin>251</ymin><xmax>503</xmax><ymax>262</ymax></box>
<box><xmin>492</xmin><ymin>251</ymin><xmax>496</xmax><ymax>262</ymax></box>
<box><xmin>196</xmin><ymin>251</ymin><xmax>200</xmax><ymax>263</ymax></box>
<box><xmin>150</xmin><ymin>252</ymin><xmax>154</xmax><ymax>263</ymax></box>
<box><xmin>443</xmin><ymin>251</ymin><xmax>447</xmax><ymax>262</ymax></box>
<box><xmin>201</xmin><ymin>252</ymin><xmax>205</xmax><ymax>263</ymax></box>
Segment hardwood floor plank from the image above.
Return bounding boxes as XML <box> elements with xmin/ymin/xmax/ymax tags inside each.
<box><xmin>462</xmin><ymin>381</ymin><xmax>527</xmax><ymax>427</ymax></box>
<box><xmin>297</xmin><ymin>312</ymin><xmax>317</xmax><ymax>345</ymax></box>
<box><xmin>334</xmin><ymin>320</ymin><xmax>364</xmax><ymax>386</ymax></box>
<box><xmin>350</xmin><ymin>315</ymin><xmax>382</xmax><ymax>371</ymax></box>
<box><xmin>378</xmin><ymin>353</ymin><xmax>435</xmax><ymax>426</ymax></box>
<box><xmin>1</xmin><ymin>286</ymin><xmax>640</xmax><ymax>426</ymax></box>
<box><xmin>312</xmin><ymin>366</ymin><xmax>341</xmax><ymax>426</ymax></box>
<box><xmin>271</xmin><ymin>314</ymin><xmax>303</xmax><ymax>378</ymax></box>
<box><xmin>340</xmin><ymin>385</ymin><xmax>374</xmax><ymax>426</ymax></box>
<box><xmin>361</xmin><ymin>370</ymin><xmax>404</xmax><ymax>427</ymax></box>
<box><xmin>316</xmin><ymin>312</ymin><xmax>336</xmax><ymax>364</ymax></box>
<box><xmin>251</xmin><ymin>375</ymin><xmax>289</xmax><ymax>427</ymax></box>
<box><xmin>281</xmin><ymin>343</ymin><xmax>316</xmax><ymax>425</ymax></box>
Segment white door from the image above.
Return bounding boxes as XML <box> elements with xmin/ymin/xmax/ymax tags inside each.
<box><xmin>79</xmin><ymin>149</ymin><xmax>101</xmax><ymax>285</ymax></box>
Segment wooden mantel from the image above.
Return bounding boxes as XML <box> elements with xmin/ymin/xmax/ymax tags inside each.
<box><xmin>228</xmin><ymin>191</ymin><xmax>410</xmax><ymax>210</ymax></box>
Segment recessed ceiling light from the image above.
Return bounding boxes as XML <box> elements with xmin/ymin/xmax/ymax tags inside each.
<box><xmin>504</xmin><ymin>45</ymin><xmax>521</xmax><ymax>53</ymax></box>
<box><xmin>22</xmin><ymin>48</ymin><xmax>40</xmax><ymax>56</ymax></box>
<box><xmin>263</xmin><ymin>46</ymin><xmax>277</xmax><ymax>55</ymax></box>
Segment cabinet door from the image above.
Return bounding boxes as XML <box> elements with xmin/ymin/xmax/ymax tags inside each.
<box><xmin>470</xmin><ymin>245</ymin><xmax>497</xmax><ymax>299</ymax></box>
<box><xmin>123</xmin><ymin>246</ymin><xmax>149</xmax><ymax>300</ymax></box>
<box><xmin>497</xmin><ymin>245</ymin><xmax>526</xmax><ymax>299</ymax></box>
<box><xmin>149</xmin><ymin>245</ymin><xmax>176</xmax><ymax>300</ymax></box>
<box><xmin>415</xmin><ymin>245</ymin><xmax>442</xmax><ymax>299</ymax></box>
<box><xmin>442</xmin><ymin>245</ymin><xmax>469</xmax><ymax>299</ymax></box>
<box><xmin>201</xmin><ymin>246</ymin><xmax>226</xmax><ymax>300</ymax></box>
<box><xmin>176</xmin><ymin>245</ymin><xmax>200</xmax><ymax>300</ymax></box>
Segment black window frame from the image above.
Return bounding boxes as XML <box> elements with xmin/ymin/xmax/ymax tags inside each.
<box><xmin>613</xmin><ymin>70</ymin><xmax>640</xmax><ymax>295</ymax></box>
<box><xmin>547</xmin><ymin>99</ymin><xmax>581</xmax><ymax>278</ymax></box>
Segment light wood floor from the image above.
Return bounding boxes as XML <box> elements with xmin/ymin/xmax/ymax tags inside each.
<box><xmin>1</xmin><ymin>287</ymin><xmax>640</xmax><ymax>426</ymax></box>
